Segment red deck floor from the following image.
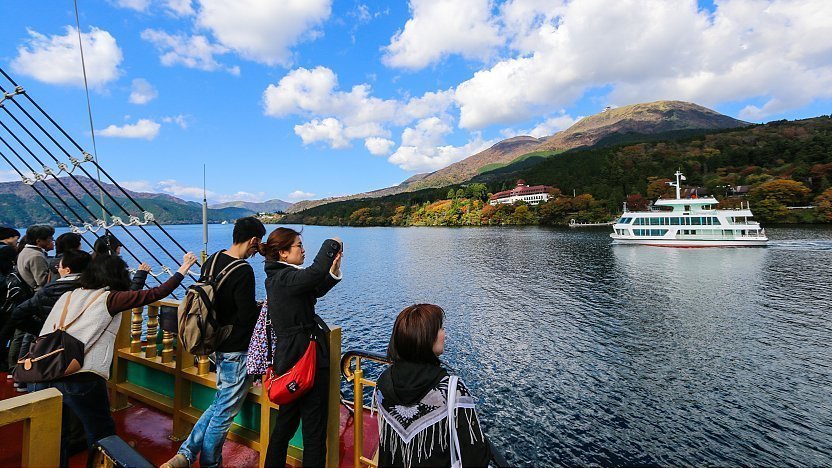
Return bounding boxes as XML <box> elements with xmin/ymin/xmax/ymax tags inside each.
<box><xmin>0</xmin><ymin>372</ymin><xmax>378</xmax><ymax>468</ymax></box>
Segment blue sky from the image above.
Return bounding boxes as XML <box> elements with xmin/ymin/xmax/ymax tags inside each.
<box><xmin>1</xmin><ymin>0</ymin><xmax>830</xmax><ymax>205</ymax></box>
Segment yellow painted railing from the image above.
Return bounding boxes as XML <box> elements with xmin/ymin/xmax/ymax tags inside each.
<box><xmin>0</xmin><ymin>387</ymin><xmax>63</xmax><ymax>467</ymax></box>
<box><xmin>341</xmin><ymin>350</ymin><xmax>392</xmax><ymax>468</ymax></box>
<box><xmin>108</xmin><ymin>299</ymin><xmax>342</xmax><ymax>468</ymax></box>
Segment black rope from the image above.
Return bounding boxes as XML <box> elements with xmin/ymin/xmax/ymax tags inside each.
<box><xmin>0</xmin><ymin>105</ymin><xmax>197</xmax><ymax>285</ymax></box>
<box><xmin>0</xmin><ymin>67</ymin><xmax>197</xmax><ymax>262</ymax></box>
<box><xmin>0</xmin><ymin>149</ymin><xmax>95</xmax><ymax>252</ymax></box>
<box><xmin>0</xmin><ymin>125</ymin><xmax>172</xmax><ymax>291</ymax></box>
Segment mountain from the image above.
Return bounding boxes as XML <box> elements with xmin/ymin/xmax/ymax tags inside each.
<box><xmin>286</xmin><ymin>100</ymin><xmax>748</xmax><ymax>213</ymax></box>
<box><xmin>0</xmin><ymin>176</ymin><xmax>254</xmax><ymax>226</ymax></box>
<box><xmin>210</xmin><ymin>199</ymin><xmax>293</xmax><ymax>213</ymax></box>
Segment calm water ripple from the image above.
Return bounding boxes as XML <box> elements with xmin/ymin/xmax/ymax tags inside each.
<box><xmin>80</xmin><ymin>223</ymin><xmax>832</xmax><ymax>466</ymax></box>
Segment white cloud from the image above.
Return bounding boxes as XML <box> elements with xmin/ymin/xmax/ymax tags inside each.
<box><xmin>112</xmin><ymin>0</ymin><xmax>151</xmax><ymax>11</ymax></box>
<box><xmin>401</xmin><ymin>117</ymin><xmax>452</xmax><ymax>147</ymax></box>
<box><xmin>195</xmin><ymin>0</ymin><xmax>331</xmax><ymax>67</ymax></box>
<box><xmin>98</xmin><ymin>119</ymin><xmax>161</xmax><ymax>140</ymax></box>
<box><xmin>0</xmin><ymin>170</ymin><xmax>21</xmax><ymax>183</ymax></box>
<box><xmin>213</xmin><ymin>191</ymin><xmax>267</xmax><ymax>203</ymax></box>
<box><xmin>527</xmin><ymin>114</ymin><xmax>578</xmax><ymax>138</ymax></box>
<box><xmin>129</xmin><ymin>78</ymin><xmax>158</xmax><ymax>104</ymax></box>
<box><xmin>164</xmin><ymin>0</ymin><xmax>194</xmax><ymax>16</ymax></box>
<box><xmin>141</xmin><ymin>29</ymin><xmax>238</xmax><ymax>74</ymax></box>
<box><xmin>11</xmin><ymin>26</ymin><xmax>123</xmax><ymax>89</ymax></box>
<box><xmin>388</xmin><ymin>136</ymin><xmax>495</xmax><ymax>172</ymax></box>
<box><xmin>120</xmin><ymin>180</ymin><xmax>155</xmax><ymax>192</ymax></box>
<box><xmin>454</xmin><ymin>0</ymin><xmax>832</xmax><ymax>128</ymax></box>
<box><xmin>294</xmin><ymin>118</ymin><xmax>350</xmax><ymax>149</ymax></box>
<box><xmin>263</xmin><ymin>67</ymin><xmax>453</xmax><ymax>151</ymax></box>
<box><xmin>162</xmin><ymin>114</ymin><xmax>189</xmax><ymax>128</ymax></box>
<box><xmin>157</xmin><ymin>179</ymin><xmax>205</xmax><ymax>199</ymax></box>
<box><xmin>383</xmin><ymin>0</ymin><xmax>503</xmax><ymax>69</ymax></box>
<box><xmin>287</xmin><ymin>190</ymin><xmax>316</xmax><ymax>201</ymax></box>
<box><xmin>365</xmin><ymin>137</ymin><xmax>396</xmax><ymax>156</ymax></box>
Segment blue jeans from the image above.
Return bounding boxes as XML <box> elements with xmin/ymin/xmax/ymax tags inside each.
<box><xmin>178</xmin><ymin>352</ymin><xmax>252</xmax><ymax>468</ymax></box>
<box><xmin>32</xmin><ymin>373</ymin><xmax>116</xmax><ymax>467</ymax></box>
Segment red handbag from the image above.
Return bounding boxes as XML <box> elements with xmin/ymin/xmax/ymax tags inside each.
<box><xmin>264</xmin><ymin>334</ymin><xmax>317</xmax><ymax>405</ymax></box>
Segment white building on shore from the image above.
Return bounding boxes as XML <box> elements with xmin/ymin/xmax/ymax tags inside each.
<box><xmin>489</xmin><ymin>180</ymin><xmax>553</xmax><ymax>206</ymax></box>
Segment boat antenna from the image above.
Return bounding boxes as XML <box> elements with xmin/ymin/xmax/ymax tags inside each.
<box><xmin>73</xmin><ymin>0</ymin><xmax>106</xmax><ymax>224</ymax></box>
<box><xmin>202</xmin><ymin>164</ymin><xmax>208</xmax><ymax>263</ymax></box>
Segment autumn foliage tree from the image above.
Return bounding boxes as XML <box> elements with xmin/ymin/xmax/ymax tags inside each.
<box><xmin>749</xmin><ymin>179</ymin><xmax>811</xmax><ymax>206</ymax></box>
<box><xmin>814</xmin><ymin>187</ymin><xmax>832</xmax><ymax>221</ymax></box>
<box><xmin>626</xmin><ymin>194</ymin><xmax>649</xmax><ymax>211</ymax></box>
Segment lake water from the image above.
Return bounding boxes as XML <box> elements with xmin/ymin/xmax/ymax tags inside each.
<box><xmin>58</xmin><ymin>223</ymin><xmax>832</xmax><ymax>466</ymax></box>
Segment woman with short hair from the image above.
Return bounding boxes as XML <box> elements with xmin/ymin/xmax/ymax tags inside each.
<box><xmin>376</xmin><ymin>304</ymin><xmax>492</xmax><ymax>468</ymax></box>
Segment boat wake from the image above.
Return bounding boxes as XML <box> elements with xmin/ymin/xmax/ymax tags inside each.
<box><xmin>766</xmin><ymin>240</ymin><xmax>832</xmax><ymax>251</ymax></box>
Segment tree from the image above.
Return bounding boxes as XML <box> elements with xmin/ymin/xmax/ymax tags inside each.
<box><xmin>626</xmin><ymin>194</ymin><xmax>649</xmax><ymax>211</ymax></box>
<box><xmin>447</xmin><ymin>188</ymin><xmax>456</xmax><ymax>199</ymax></box>
<box><xmin>815</xmin><ymin>187</ymin><xmax>832</xmax><ymax>222</ymax></box>
<box><xmin>752</xmin><ymin>198</ymin><xmax>789</xmax><ymax>222</ymax></box>
<box><xmin>455</xmin><ymin>188</ymin><xmax>465</xmax><ymax>199</ymax></box>
<box><xmin>748</xmin><ymin>179</ymin><xmax>811</xmax><ymax>206</ymax></box>
<box><xmin>646</xmin><ymin>178</ymin><xmax>673</xmax><ymax>200</ymax></box>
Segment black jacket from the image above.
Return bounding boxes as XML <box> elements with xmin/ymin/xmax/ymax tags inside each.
<box><xmin>10</xmin><ymin>274</ymin><xmax>83</xmax><ymax>335</ymax></box>
<box><xmin>205</xmin><ymin>251</ymin><xmax>258</xmax><ymax>353</ymax></box>
<box><xmin>265</xmin><ymin>239</ymin><xmax>341</xmax><ymax>375</ymax></box>
<box><xmin>377</xmin><ymin>361</ymin><xmax>492</xmax><ymax>468</ymax></box>
<box><xmin>130</xmin><ymin>269</ymin><xmax>148</xmax><ymax>291</ymax></box>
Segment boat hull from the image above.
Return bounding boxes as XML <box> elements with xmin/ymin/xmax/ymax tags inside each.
<box><xmin>611</xmin><ymin>236</ymin><xmax>768</xmax><ymax>247</ymax></box>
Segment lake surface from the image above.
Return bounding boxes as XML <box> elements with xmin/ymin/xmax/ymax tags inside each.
<box><xmin>59</xmin><ymin>223</ymin><xmax>832</xmax><ymax>466</ymax></box>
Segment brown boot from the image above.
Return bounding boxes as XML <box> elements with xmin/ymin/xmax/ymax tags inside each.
<box><xmin>160</xmin><ymin>453</ymin><xmax>189</xmax><ymax>468</ymax></box>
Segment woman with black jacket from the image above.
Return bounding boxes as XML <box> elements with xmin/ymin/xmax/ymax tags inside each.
<box><xmin>259</xmin><ymin>227</ymin><xmax>342</xmax><ymax>467</ymax></box>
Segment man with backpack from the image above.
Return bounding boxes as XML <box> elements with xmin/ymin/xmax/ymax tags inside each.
<box><xmin>163</xmin><ymin>217</ymin><xmax>265</xmax><ymax>468</ymax></box>
<box><xmin>0</xmin><ymin>226</ymin><xmax>20</xmax><ymax>371</ymax></box>
<box><xmin>7</xmin><ymin>224</ymin><xmax>53</xmax><ymax>388</ymax></box>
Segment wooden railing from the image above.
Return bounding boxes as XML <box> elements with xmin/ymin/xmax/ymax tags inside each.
<box><xmin>0</xmin><ymin>387</ymin><xmax>63</xmax><ymax>467</ymax></box>
<box><xmin>341</xmin><ymin>350</ymin><xmax>392</xmax><ymax>468</ymax></box>
<box><xmin>108</xmin><ymin>299</ymin><xmax>342</xmax><ymax>468</ymax></box>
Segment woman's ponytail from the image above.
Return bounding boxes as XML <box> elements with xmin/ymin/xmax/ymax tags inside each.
<box><xmin>260</xmin><ymin>227</ymin><xmax>301</xmax><ymax>262</ymax></box>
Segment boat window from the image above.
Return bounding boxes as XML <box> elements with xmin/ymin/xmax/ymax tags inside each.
<box><xmin>691</xmin><ymin>217</ymin><xmax>701</xmax><ymax>225</ymax></box>
<box><xmin>670</xmin><ymin>217</ymin><xmax>681</xmax><ymax>225</ymax></box>
<box><xmin>711</xmin><ymin>217</ymin><xmax>720</xmax><ymax>225</ymax></box>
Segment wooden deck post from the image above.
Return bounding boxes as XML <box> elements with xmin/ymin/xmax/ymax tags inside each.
<box><xmin>326</xmin><ymin>327</ymin><xmax>342</xmax><ymax>468</ymax></box>
<box><xmin>145</xmin><ymin>304</ymin><xmax>159</xmax><ymax>359</ymax></box>
<box><xmin>0</xmin><ymin>388</ymin><xmax>63</xmax><ymax>467</ymax></box>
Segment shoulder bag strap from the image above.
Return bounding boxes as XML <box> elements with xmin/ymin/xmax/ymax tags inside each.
<box><xmin>55</xmin><ymin>290</ymin><xmax>74</xmax><ymax>330</ymax></box>
<box><xmin>61</xmin><ymin>290</ymin><xmax>108</xmax><ymax>330</ymax></box>
<box><xmin>447</xmin><ymin>376</ymin><xmax>463</xmax><ymax>468</ymax></box>
<box><xmin>204</xmin><ymin>252</ymin><xmax>219</xmax><ymax>280</ymax></box>
<box><xmin>215</xmin><ymin>260</ymin><xmax>248</xmax><ymax>289</ymax></box>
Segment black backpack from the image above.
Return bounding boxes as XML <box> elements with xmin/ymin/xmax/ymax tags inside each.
<box><xmin>1</xmin><ymin>269</ymin><xmax>34</xmax><ymax>315</ymax></box>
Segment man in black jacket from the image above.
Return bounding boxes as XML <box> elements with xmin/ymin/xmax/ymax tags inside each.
<box><xmin>0</xmin><ymin>226</ymin><xmax>20</xmax><ymax>371</ymax></box>
<box><xmin>163</xmin><ymin>217</ymin><xmax>265</xmax><ymax>468</ymax></box>
<box><xmin>10</xmin><ymin>249</ymin><xmax>91</xmax><ymax>335</ymax></box>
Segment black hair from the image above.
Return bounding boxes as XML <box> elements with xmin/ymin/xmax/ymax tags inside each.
<box><xmin>0</xmin><ymin>226</ymin><xmax>20</xmax><ymax>240</ymax></box>
<box><xmin>55</xmin><ymin>233</ymin><xmax>82</xmax><ymax>255</ymax></box>
<box><xmin>25</xmin><ymin>225</ymin><xmax>55</xmax><ymax>244</ymax></box>
<box><xmin>60</xmin><ymin>249</ymin><xmax>91</xmax><ymax>274</ymax></box>
<box><xmin>232</xmin><ymin>217</ymin><xmax>266</xmax><ymax>245</ymax></box>
<box><xmin>79</xmin><ymin>254</ymin><xmax>132</xmax><ymax>291</ymax></box>
<box><xmin>387</xmin><ymin>304</ymin><xmax>445</xmax><ymax>365</ymax></box>
<box><xmin>93</xmin><ymin>233</ymin><xmax>123</xmax><ymax>257</ymax></box>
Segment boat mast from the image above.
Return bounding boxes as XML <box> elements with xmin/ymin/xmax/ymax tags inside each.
<box><xmin>668</xmin><ymin>170</ymin><xmax>685</xmax><ymax>200</ymax></box>
<box><xmin>202</xmin><ymin>164</ymin><xmax>208</xmax><ymax>263</ymax></box>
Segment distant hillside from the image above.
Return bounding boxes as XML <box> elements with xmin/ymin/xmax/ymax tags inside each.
<box><xmin>0</xmin><ymin>176</ymin><xmax>253</xmax><ymax>226</ymax></box>
<box><xmin>287</xmin><ymin>100</ymin><xmax>748</xmax><ymax>212</ymax></box>
<box><xmin>285</xmin><ymin>115</ymin><xmax>832</xmax><ymax>226</ymax></box>
<box><xmin>210</xmin><ymin>199</ymin><xmax>293</xmax><ymax>213</ymax></box>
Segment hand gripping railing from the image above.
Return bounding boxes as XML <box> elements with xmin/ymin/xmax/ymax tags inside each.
<box><xmin>341</xmin><ymin>350</ymin><xmax>510</xmax><ymax>468</ymax></box>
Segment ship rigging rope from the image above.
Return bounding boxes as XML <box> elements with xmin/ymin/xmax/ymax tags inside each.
<box><xmin>0</xmin><ymin>67</ymin><xmax>195</xmax><ymax>260</ymax></box>
<box><xmin>0</xmin><ymin>74</ymin><xmax>195</xmax><ymax>290</ymax></box>
<box><xmin>73</xmin><ymin>0</ymin><xmax>107</xmax><ymax>225</ymax></box>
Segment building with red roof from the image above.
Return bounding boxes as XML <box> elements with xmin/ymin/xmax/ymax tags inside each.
<box><xmin>489</xmin><ymin>180</ymin><xmax>554</xmax><ymax>206</ymax></box>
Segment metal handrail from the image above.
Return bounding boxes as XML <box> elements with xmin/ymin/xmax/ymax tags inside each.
<box><xmin>340</xmin><ymin>349</ymin><xmax>510</xmax><ymax>468</ymax></box>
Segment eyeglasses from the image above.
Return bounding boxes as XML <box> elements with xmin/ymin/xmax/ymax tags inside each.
<box><xmin>291</xmin><ymin>243</ymin><xmax>303</xmax><ymax>249</ymax></box>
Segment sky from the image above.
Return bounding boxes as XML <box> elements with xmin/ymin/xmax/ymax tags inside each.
<box><xmin>0</xmin><ymin>0</ymin><xmax>830</xmax><ymax>205</ymax></box>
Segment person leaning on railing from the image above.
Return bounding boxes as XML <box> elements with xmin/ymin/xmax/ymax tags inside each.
<box><xmin>32</xmin><ymin>251</ymin><xmax>198</xmax><ymax>467</ymax></box>
<box><xmin>375</xmin><ymin>304</ymin><xmax>492</xmax><ymax>468</ymax></box>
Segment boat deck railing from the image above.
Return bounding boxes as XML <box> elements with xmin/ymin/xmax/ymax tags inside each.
<box><xmin>108</xmin><ymin>299</ymin><xmax>342</xmax><ymax>468</ymax></box>
<box><xmin>340</xmin><ymin>349</ymin><xmax>510</xmax><ymax>468</ymax></box>
<box><xmin>0</xmin><ymin>387</ymin><xmax>63</xmax><ymax>466</ymax></box>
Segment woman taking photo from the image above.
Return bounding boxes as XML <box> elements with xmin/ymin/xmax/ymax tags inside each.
<box><xmin>260</xmin><ymin>228</ymin><xmax>343</xmax><ymax>467</ymax></box>
<box><xmin>32</xmin><ymin>251</ymin><xmax>197</xmax><ymax>467</ymax></box>
<box><xmin>376</xmin><ymin>304</ymin><xmax>492</xmax><ymax>468</ymax></box>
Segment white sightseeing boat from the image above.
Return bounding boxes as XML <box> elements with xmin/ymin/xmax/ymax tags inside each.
<box><xmin>610</xmin><ymin>171</ymin><xmax>768</xmax><ymax>247</ymax></box>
